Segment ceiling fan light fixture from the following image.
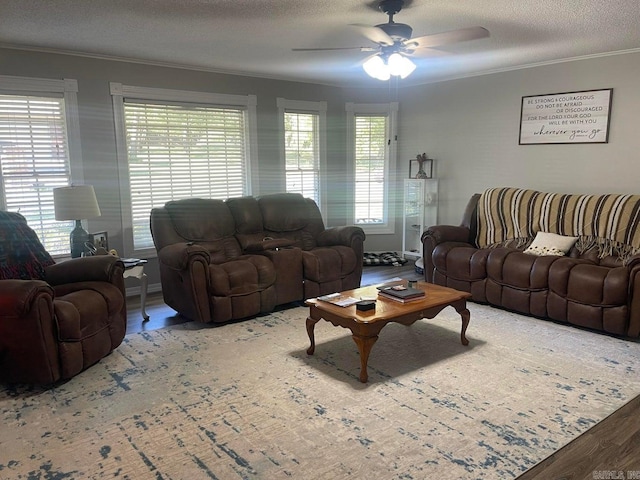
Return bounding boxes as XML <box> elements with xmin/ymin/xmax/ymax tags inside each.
<box><xmin>387</xmin><ymin>53</ymin><xmax>416</xmax><ymax>78</ymax></box>
<box><xmin>388</xmin><ymin>52</ymin><xmax>416</xmax><ymax>78</ymax></box>
<box><xmin>294</xmin><ymin>0</ymin><xmax>489</xmax><ymax>83</ymax></box>
<box><xmin>364</xmin><ymin>53</ymin><xmax>415</xmax><ymax>80</ymax></box>
<box><xmin>363</xmin><ymin>54</ymin><xmax>391</xmax><ymax>80</ymax></box>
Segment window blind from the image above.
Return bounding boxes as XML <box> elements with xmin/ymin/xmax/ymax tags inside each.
<box><xmin>123</xmin><ymin>100</ymin><xmax>248</xmax><ymax>249</ymax></box>
<box><xmin>284</xmin><ymin>111</ymin><xmax>319</xmax><ymax>203</ymax></box>
<box><xmin>354</xmin><ymin>114</ymin><xmax>387</xmax><ymax>224</ymax></box>
<box><xmin>0</xmin><ymin>94</ymin><xmax>72</xmax><ymax>255</ymax></box>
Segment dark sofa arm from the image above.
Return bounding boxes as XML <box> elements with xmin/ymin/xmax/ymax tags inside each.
<box><xmin>421</xmin><ymin>225</ymin><xmax>474</xmax><ymax>283</ymax></box>
<box><xmin>626</xmin><ymin>253</ymin><xmax>640</xmax><ymax>269</ymax></box>
<box><xmin>0</xmin><ymin>279</ymin><xmax>53</xmax><ymax>317</ymax></box>
<box><xmin>421</xmin><ymin>225</ymin><xmax>473</xmax><ymax>246</ymax></box>
<box><xmin>157</xmin><ymin>242</ymin><xmax>211</xmax><ymax>270</ymax></box>
<box><xmin>317</xmin><ymin>226</ymin><xmax>366</xmax><ymax>248</ymax></box>
<box><xmin>45</xmin><ymin>255</ymin><xmax>124</xmax><ymax>286</ymax></box>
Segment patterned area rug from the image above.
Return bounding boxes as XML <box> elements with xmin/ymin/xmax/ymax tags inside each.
<box><xmin>1</xmin><ymin>304</ymin><xmax>640</xmax><ymax>479</ymax></box>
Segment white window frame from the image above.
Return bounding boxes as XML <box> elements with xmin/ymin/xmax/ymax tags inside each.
<box><xmin>0</xmin><ymin>75</ymin><xmax>84</xmax><ymax>257</ymax></box>
<box><xmin>110</xmin><ymin>82</ymin><xmax>258</xmax><ymax>258</ymax></box>
<box><xmin>346</xmin><ymin>102</ymin><xmax>398</xmax><ymax>235</ymax></box>
<box><xmin>277</xmin><ymin>98</ymin><xmax>327</xmax><ymax>215</ymax></box>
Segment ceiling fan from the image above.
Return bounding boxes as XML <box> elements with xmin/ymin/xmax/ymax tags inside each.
<box><xmin>293</xmin><ymin>0</ymin><xmax>489</xmax><ymax>80</ymax></box>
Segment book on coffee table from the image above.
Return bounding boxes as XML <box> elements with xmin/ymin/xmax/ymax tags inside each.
<box><xmin>377</xmin><ymin>291</ymin><xmax>425</xmax><ymax>303</ymax></box>
<box><xmin>376</xmin><ymin>284</ymin><xmax>425</xmax><ymax>302</ymax></box>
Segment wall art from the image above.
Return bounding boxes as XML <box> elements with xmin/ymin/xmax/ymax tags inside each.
<box><xmin>519</xmin><ymin>88</ymin><xmax>612</xmax><ymax>144</ymax></box>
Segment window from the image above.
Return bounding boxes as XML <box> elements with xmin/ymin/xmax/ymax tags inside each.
<box><xmin>277</xmin><ymin>98</ymin><xmax>326</xmax><ymax>210</ymax></box>
<box><xmin>285</xmin><ymin>111</ymin><xmax>318</xmax><ymax>200</ymax></box>
<box><xmin>0</xmin><ymin>76</ymin><xmax>82</xmax><ymax>256</ymax></box>
<box><xmin>111</xmin><ymin>83</ymin><xmax>257</xmax><ymax>255</ymax></box>
<box><xmin>346</xmin><ymin>102</ymin><xmax>398</xmax><ymax>234</ymax></box>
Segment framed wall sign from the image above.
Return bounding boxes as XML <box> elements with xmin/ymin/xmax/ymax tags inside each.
<box><xmin>519</xmin><ymin>88</ymin><xmax>613</xmax><ymax>144</ymax></box>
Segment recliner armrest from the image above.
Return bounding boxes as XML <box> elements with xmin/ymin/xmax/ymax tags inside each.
<box><xmin>245</xmin><ymin>238</ymin><xmax>295</xmax><ymax>252</ymax></box>
<box><xmin>0</xmin><ymin>279</ymin><xmax>53</xmax><ymax>317</ymax></box>
<box><xmin>316</xmin><ymin>226</ymin><xmax>366</xmax><ymax>248</ymax></box>
<box><xmin>421</xmin><ymin>225</ymin><xmax>473</xmax><ymax>246</ymax></box>
<box><xmin>158</xmin><ymin>242</ymin><xmax>211</xmax><ymax>270</ymax></box>
<box><xmin>45</xmin><ymin>255</ymin><xmax>124</xmax><ymax>286</ymax></box>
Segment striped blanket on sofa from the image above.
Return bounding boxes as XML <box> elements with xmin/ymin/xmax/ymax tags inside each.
<box><xmin>475</xmin><ymin>187</ymin><xmax>640</xmax><ymax>261</ymax></box>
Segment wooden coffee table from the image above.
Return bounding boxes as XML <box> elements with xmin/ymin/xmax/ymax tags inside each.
<box><xmin>305</xmin><ymin>282</ymin><xmax>472</xmax><ymax>383</ymax></box>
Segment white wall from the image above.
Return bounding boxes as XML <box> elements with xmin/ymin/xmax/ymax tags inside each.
<box><xmin>394</xmin><ymin>51</ymin><xmax>640</xmax><ymax>225</ymax></box>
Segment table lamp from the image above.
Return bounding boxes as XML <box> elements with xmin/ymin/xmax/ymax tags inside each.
<box><xmin>53</xmin><ymin>185</ymin><xmax>101</xmax><ymax>258</ymax></box>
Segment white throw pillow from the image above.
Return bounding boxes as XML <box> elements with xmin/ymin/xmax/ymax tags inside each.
<box><xmin>523</xmin><ymin>231</ymin><xmax>578</xmax><ymax>257</ymax></box>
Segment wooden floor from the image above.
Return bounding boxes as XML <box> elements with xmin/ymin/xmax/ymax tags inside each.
<box><xmin>125</xmin><ymin>264</ymin><xmax>640</xmax><ymax>479</ymax></box>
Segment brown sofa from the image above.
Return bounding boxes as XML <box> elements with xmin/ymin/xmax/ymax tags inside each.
<box><xmin>150</xmin><ymin>192</ymin><xmax>366</xmax><ymax>323</ymax></box>
<box><xmin>0</xmin><ymin>211</ymin><xmax>127</xmax><ymax>384</ymax></box>
<box><xmin>422</xmin><ymin>187</ymin><xmax>640</xmax><ymax>338</ymax></box>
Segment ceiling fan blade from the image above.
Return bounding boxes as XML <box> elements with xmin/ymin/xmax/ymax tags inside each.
<box><xmin>408</xmin><ymin>48</ymin><xmax>452</xmax><ymax>58</ymax></box>
<box><xmin>292</xmin><ymin>46</ymin><xmax>377</xmax><ymax>52</ymax></box>
<box><xmin>349</xmin><ymin>23</ymin><xmax>394</xmax><ymax>46</ymax></box>
<box><xmin>408</xmin><ymin>26</ymin><xmax>489</xmax><ymax>49</ymax></box>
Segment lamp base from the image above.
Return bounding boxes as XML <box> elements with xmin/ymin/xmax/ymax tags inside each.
<box><xmin>70</xmin><ymin>220</ymin><xmax>90</xmax><ymax>258</ymax></box>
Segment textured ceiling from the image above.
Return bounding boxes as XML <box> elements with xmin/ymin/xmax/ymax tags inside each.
<box><xmin>1</xmin><ymin>0</ymin><xmax>640</xmax><ymax>87</ymax></box>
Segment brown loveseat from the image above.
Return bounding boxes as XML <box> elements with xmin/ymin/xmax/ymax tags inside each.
<box><xmin>150</xmin><ymin>193</ymin><xmax>366</xmax><ymax>323</ymax></box>
<box><xmin>0</xmin><ymin>211</ymin><xmax>127</xmax><ymax>384</ymax></box>
<box><xmin>422</xmin><ymin>187</ymin><xmax>640</xmax><ymax>338</ymax></box>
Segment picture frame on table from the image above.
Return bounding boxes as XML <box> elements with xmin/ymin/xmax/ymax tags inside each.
<box><xmin>91</xmin><ymin>231</ymin><xmax>109</xmax><ymax>251</ymax></box>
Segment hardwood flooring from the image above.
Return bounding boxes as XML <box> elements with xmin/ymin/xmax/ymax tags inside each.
<box><xmin>517</xmin><ymin>393</ymin><xmax>640</xmax><ymax>479</ymax></box>
<box><xmin>124</xmin><ymin>264</ymin><xmax>640</xmax><ymax>479</ymax></box>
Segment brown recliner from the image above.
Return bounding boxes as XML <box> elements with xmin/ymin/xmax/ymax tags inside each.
<box><xmin>0</xmin><ymin>211</ymin><xmax>127</xmax><ymax>384</ymax></box>
<box><xmin>150</xmin><ymin>193</ymin><xmax>366</xmax><ymax>323</ymax></box>
<box><xmin>150</xmin><ymin>198</ymin><xmax>278</xmax><ymax>323</ymax></box>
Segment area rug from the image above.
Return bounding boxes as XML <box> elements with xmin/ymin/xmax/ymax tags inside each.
<box><xmin>1</xmin><ymin>304</ymin><xmax>640</xmax><ymax>479</ymax></box>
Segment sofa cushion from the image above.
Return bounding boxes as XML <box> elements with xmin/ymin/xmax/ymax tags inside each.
<box><xmin>208</xmin><ymin>256</ymin><xmax>276</xmax><ymax>296</ymax></box>
<box><xmin>487</xmin><ymin>247</ymin><xmax>559</xmax><ymax>290</ymax></box>
<box><xmin>258</xmin><ymin>193</ymin><xmax>308</xmax><ymax>232</ymax></box>
<box><xmin>523</xmin><ymin>232</ymin><xmax>578</xmax><ymax>257</ymax></box>
<box><xmin>547</xmin><ymin>257</ymin><xmax>630</xmax><ymax>334</ymax></box>
<box><xmin>54</xmin><ymin>281</ymin><xmax>125</xmax><ymax>319</ymax></box>
<box><xmin>549</xmin><ymin>258</ymin><xmax>628</xmax><ymax>306</ymax></box>
<box><xmin>165</xmin><ymin>198</ymin><xmax>236</xmax><ymax>240</ymax></box>
<box><xmin>226</xmin><ymin>196</ymin><xmax>263</xmax><ymax>234</ymax></box>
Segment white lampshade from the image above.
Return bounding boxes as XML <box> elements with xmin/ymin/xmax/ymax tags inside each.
<box><xmin>54</xmin><ymin>185</ymin><xmax>101</xmax><ymax>221</ymax></box>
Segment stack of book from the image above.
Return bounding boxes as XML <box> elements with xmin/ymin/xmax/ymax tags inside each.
<box><xmin>377</xmin><ymin>283</ymin><xmax>425</xmax><ymax>303</ymax></box>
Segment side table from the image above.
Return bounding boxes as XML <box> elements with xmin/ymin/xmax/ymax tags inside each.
<box><xmin>122</xmin><ymin>258</ymin><xmax>149</xmax><ymax>321</ymax></box>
